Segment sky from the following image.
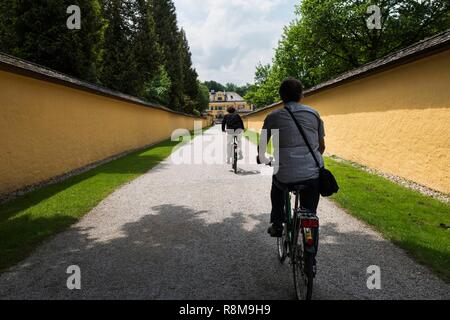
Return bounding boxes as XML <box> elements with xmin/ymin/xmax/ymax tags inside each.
<box><xmin>173</xmin><ymin>0</ymin><xmax>299</xmax><ymax>86</ymax></box>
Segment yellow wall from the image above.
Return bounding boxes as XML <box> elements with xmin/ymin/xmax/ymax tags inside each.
<box><xmin>0</xmin><ymin>69</ymin><xmax>208</xmax><ymax>195</ymax></box>
<box><xmin>243</xmin><ymin>50</ymin><xmax>450</xmax><ymax>194</ymax></box>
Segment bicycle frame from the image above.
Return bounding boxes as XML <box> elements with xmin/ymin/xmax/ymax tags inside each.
<box><xmin>284</xmin><ymin>190</ymin><xmax>319</xmax><ymax>256</ymax></box>
<box><xmin>285</xmin><ymin>192</ymin><xmax>294</xmax><ymax>247</ymax></box>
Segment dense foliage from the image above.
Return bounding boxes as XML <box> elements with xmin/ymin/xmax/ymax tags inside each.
<box><xmin>203</xmin><ymin>80</ymin><xmax>252</xmax><ymax>98</ymax></box>
<box><xmin>0</xmin><ymin>0</ymin><xmax>207</xmax><ymax>114</ymax></box>
<box><xmin>245</xmin><ymin>0</ymin><xmax>450</xmax><ymax>108</ymax></box>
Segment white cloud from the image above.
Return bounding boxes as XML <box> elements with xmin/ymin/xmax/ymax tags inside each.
<box><xmin>173</xmin><ymin>0</ymin><xmax>298</xmax><ymax>85</ymax></box>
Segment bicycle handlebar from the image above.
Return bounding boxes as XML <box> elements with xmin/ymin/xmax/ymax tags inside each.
<box><xmin>256</xmin><ymin>155</ymin><xmax>274</xmax><ymax>167</ymax></box>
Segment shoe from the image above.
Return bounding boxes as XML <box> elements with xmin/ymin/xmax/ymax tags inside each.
<box><xmin>267</xmin><ymin>224</ymin><xmax>283</xmax><ymax>238</ymax></box>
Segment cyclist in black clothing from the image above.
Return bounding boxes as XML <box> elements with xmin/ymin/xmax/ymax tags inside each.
<box><xmin>222</xmin><ymin>107</ymin><xmax>245</xmax><ymax>164</ymax></box>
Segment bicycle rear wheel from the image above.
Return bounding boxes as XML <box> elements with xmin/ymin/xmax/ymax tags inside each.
<box><xmin>233</xmin><ymin>145</ymin><xmax>238</xmax><ymax>174</ymax></box>
<box><xmin>292</xmin><ymin>236</ymin><xmax>314</xmax><ymax>300</ymax></box>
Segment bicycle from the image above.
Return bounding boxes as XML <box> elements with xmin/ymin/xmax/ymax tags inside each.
<box><xmin>232</xmin><ymin>135</ymin><xmax>238</xmax><ymax>174</ymax></box>
<box><xmin>277</xmin><ymin>182</ymin><xmax>319</xmax><ymax>300</ymax></box>
<box><xmin>258</xmin><ymin>158</ymin><xmax>319</xmax><ymax>300</ymax></box>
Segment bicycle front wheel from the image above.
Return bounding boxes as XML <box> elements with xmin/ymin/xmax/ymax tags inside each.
<box><xmin>292</xmin><ymin>239</ymin><xmax>314</xmax><ymax>300</ymax></box>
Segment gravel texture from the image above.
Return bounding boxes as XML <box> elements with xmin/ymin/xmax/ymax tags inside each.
<box><xmin>0</xmin><ymin>125</ymin><xmax>448</xmax><ymax>300</ymax></box>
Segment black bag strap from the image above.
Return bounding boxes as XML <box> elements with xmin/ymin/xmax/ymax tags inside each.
<box><xmin>285</xmin><ymin>106</ymin><xmax>323</xmax><ymax>169</ymax></box>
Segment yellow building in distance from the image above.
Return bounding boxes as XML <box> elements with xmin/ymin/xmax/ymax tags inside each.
<box><xmin>207</xmin><ymin>91</ymin><xmax>254</xmax><ymax>119</ymax></box>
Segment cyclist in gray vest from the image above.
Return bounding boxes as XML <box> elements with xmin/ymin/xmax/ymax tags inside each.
<box><xmin>258</xmin><ymin>78</ymin><xmax>326</xmax><ymax>237</ymax></box>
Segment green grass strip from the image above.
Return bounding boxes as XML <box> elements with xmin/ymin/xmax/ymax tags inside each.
<box><xmin>326</xmin><ymin>157</ymin><xmax>450</xmax><ymax>282</ymax></box>
<box><xmin>0</xmin><ymin>138</ymin><xmax>184</xmax><ymax>272</ymax></box>
<box><xmin>245</xmin><ymin>130</ymin><xmax>450</xmax><ymax>282</ymax></box>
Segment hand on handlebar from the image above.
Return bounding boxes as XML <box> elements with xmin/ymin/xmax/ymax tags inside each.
<box><xmin>256</xmin><ymin>155</ymin><xmax>274</xmax><ymax>166</ymax></box>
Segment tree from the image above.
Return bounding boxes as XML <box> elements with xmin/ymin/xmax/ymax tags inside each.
<box><xmin>244</xmin><ymin>63</ymin><xmax>281</xmax><ymax>108</ymax></box>
<box><xmin>1</xmin><ymin>0</ymin><xmax>203</xmax><ymax>114</ymax></box>
<box><xmin>224</xmin><ymin>83</ymin><xmax>237</xmax><ymax>92</ymax></box>
<box><xmin>293</xmin><ymin>0</ymin><xmax>450</xmax><ymax>84</ymax></box>
<box><xmin>1</xmin><ymin>0</ymin><xmax>105</xmax><ymax>82</ymax></box>
<box><xmin>99</xmin><ymin>0</ymin><xmax>140</xmax><ymax>95</ymax></box>
<box><xmin>0</xmin><ymin>0</ymin><xmax>15</xmax><ymax>51</ymax></box>
<box><xmin>179</xmin><ymin>28</ymin><xmax>199</xmax><ymax>112</ymax></box>
<box><xmin>253</xmin><ymin>63</ymin><xmax>271</xmax><ymax>86</ymax></box>
<box><xmin>144</xmin><ymin>65</ymin><xmax>172</xmax><ymax>105</ymax></box>
<box><xmin>152</xmin><ymin>0</ymin><xmax>184</xmax><ymax>111</ymax></box>
<box><xmin>235</xmin><ymin>83</ymin><xmax>252</xmax><ymax>98</ymax></box>
<box><xmin>203</xmin><ymin>81</ymin><xmax>225</xmax><ymax>93</ymax></box>
<box><xmin>248</xmin><ymin>0</ymin><xmax>450</xmax><ymax>107</ymax></box>
<box><xmin>203</xmin><ymin>80</ymin><xmax>252</xmax><ymax>97</ymax></box>
<box><xmin>131</xmin><ymin>0</ymin><xmax>162</xmax><ymax>98</ymax></box>
<box><xmin>196</xmin><ymin>82</ymin><xmax>210</xmax><ymax>113</ymax></box>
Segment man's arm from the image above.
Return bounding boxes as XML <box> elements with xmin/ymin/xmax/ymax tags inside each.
<box><xmin>221</xmin><ymin>115</ymin><xmax>227</xmax><ymax>132</ymax></box>
<box><xmin>258</xmin><ymin>116</ymin><xmax>272</xmax><ymax>165</ymax></box>
<box><xmin>319</xmin><ymin>138</ymin><xmax>326</xmax><ymax>155</ymax></box>
<box><xmin>318</xmin><ymin>117</ymin><xmax>326</xmax><ymax>154</ymax></box>
<box><xmin>238</xmin><ymin>115</ymin><xmax>245</xmax><ymax>130</ymax></box>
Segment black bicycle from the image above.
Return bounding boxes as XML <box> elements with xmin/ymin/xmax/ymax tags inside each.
<box><xmin>257</xmin><ymin>158</ymin><xmax>319</xmax><ymax>300</ymax></box>
<box><xmin>232</xmin><ymin>135</ymin><xmax>238</xmax><ymax>174</ymax></box>
<box><xmin>276</xmin><ymin>183</ymin><xmax>319</xmax><ymax>300</ymax></box>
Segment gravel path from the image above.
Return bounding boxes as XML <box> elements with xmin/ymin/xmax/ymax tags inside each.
<box><xmin>0</xmin><ymin>125</ymin><xmax>448</xmax><ymax>300</ymax></box>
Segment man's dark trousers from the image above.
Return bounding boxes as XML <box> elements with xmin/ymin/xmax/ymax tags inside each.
<box><xmin>270</xmin><ymin>176</ymin><xmax>320</xmax><ymax>225</ymax></box>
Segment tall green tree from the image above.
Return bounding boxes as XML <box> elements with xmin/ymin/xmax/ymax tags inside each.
<box><xmin>144</xmin><ymin>65</ymin><xmax>172</xmax><ymax>105</ymax></box>
<box><xmin>196</xmin><ymin>81</ymin><xmax>210</xmax><ymax>113</ymax></box>
<box><xmin>99</xmin><ymin>0</ymin><xmax>139</xmax><ymax>95</ymax></box>
<box><xmin>248</xmin><ymin>0</ymin><xmax>450</xmax><ymax>108</ymax></box>
<box><xmin>0</xmin><ymin>0</ymin><xmax>105</xmax><ymax>82</ymax></box>
<box><xmin>0</xmin><ymin>0</ymin><xmax>15</xmax><ymax>51</ymax></box>
<box><xmin>203</xmin><ymin>80</ymin><xmax>251</xmax><ymax>97</ymax></box>
<box><xmin>131</xmin><ymin>0</ymin><xmax>162</xmax><ymax>98</ymax></box>
<box><xmin>235</xmin><ymin>83</ymin><xmax>252</xmax><ymax>98</ymax></box>
<box><xmin>244</xmin><ymin>63</ymin><xmax>281</xmax><ymax>108</ymax></box>
<box><xmin>179</xmin><ymin>28</ymin><xmax>199</xmax><ymax>113</ymax></box>
<box><xmin>0</xmin><ymin>0</ymin><xmax>202</xmax><ymax>114</ymax></box>
<box><xmin>203</xmin><ymin>81</ymin><xmax>225</xmax><ymax>93</ymax></box>
<box><xmin>151</xmin><ymin>0</ymin><xmax>184</xmax><ymax>111</ymax></box>
<box><xmin>288</xmin><ymin>0</ymin><xmax>450</xmax><ymax>84</ymax></box>
<box><xmin>224</xmin><ymin>83</ymin><xmax>237</xmax><ymax>92</ymax></box>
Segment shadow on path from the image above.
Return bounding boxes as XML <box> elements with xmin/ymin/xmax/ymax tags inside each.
<box><xmin>3</xmin><ymin>202</ymin><xmax>447</xmax><ymax>300</ymax></box>
<box><xmin>236</xmin><ymin>170</ymin><xmax>261</xmax><ymax>176</ymax></box>
<box><xmin>1</xmin><ymin>204</ymin><xmax>290</xmax><ymax>299</ymax></box>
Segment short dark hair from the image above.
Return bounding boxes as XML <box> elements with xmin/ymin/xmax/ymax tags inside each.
<box><xmin>279</xmin><ymin>77</ymin><xmax>303</xmax><ymax>104</ymax></box>
<box><xmin>227</xmin><ymin>106</ymin><xmax>236</xmax><ymax>113</ymax></box>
